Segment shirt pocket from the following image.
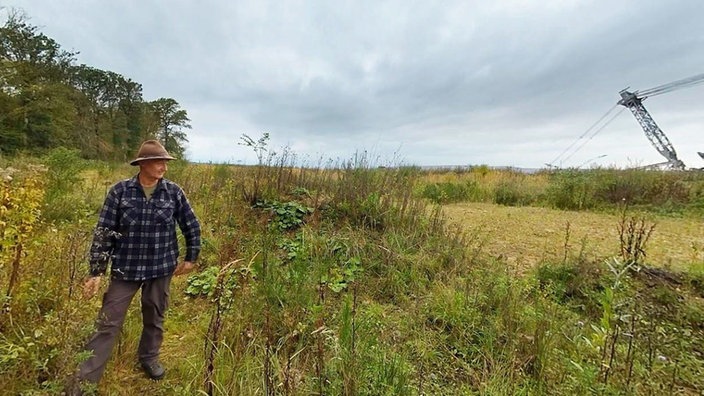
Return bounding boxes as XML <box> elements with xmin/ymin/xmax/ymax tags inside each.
<box><xmin>119</xmin><ymin>198</ymin><xmax>140</xmax><ymax>226</ymax></box>
<box><xmin>153</xmin><ymin>200</ymin><xmax>175</xmax><ymax>224</ymax></box>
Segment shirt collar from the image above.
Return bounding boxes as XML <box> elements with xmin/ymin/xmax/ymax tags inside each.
<box><xmin>128</xmin><ymin>174</ymin><xmax>166</xmax><ymax>192</ymax></box>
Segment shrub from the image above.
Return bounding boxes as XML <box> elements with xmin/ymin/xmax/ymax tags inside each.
<box><xmin>41</xmin><ymin>148</ymin><xmax>91</xmax><ymax>222</ymax></box>
<box><xmin>254</xmin><ymin>199</ymin><xmax>314</xmax><ymax>231</ymax></box>
<box><xmin>419</xmin><ymin>181</ymin><xmax>480</xmax><ymax>204</ymax></box>
<box><xmin>544</xmin><ymin>170</ymin><xmax>596</xmax><ymax>210</ymax></box>
<box><xmin>42</xmin><ymin>147</ymin><xmax>87</xmax><ymax>199</ymax></box>
<box><xmin>493</xmin><ymin>180</ymin><xmax>527</xmax><ymax>206</ymax></box>
<box><xmin>534</xmin><ymin>260</ymin><xmax>603</xmax><ymax>309</ymax></box>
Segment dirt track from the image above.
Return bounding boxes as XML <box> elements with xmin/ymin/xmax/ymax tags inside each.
<box><xmin>442</xmin><ymin>202</ymin><xmax>704</xmax><ymax>272</ymax></box>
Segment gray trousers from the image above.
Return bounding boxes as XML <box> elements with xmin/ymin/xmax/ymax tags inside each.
<box><xmin>78</xmin><ymin>275</ymin><xmax>172</xmax><ymax>383</ymax></box>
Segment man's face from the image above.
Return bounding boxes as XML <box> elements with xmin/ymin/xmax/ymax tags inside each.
<box><xmin>139</xmin><ymin>159</ymin><xmax>168</xmax><ymax>180</ymax></box>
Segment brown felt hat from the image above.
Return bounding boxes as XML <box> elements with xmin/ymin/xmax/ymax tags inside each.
<box><xmin>129</xmin><ymin>140</ymin><xmax>176</xmax><ymax>166</ymax></box>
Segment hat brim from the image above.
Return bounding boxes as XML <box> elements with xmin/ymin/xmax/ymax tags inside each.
<box><xmin>129</xmin><ymin>155</ymin><xmax>176</xmax><ymax>166</ymax></box>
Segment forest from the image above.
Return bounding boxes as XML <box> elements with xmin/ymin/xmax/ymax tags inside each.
<box><xmin>1</xmin><ymin>10</ymin><xmax>191</xmax><ymax>161</ymax></box>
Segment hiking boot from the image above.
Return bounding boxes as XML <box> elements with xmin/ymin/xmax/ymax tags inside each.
<box><xmin>62</xmin><ymin>375</ymin><xmax>89</xmax><ymax>396</ymax></box>
<box><xmin>62</xmin><ymin>383</ymin><xmax>83</xmax><ymax>396</ymax></box>
<box><xmin>140</xmin><ymin>360</ymin><xmax>166</xmax><ymax>380</ymax></box>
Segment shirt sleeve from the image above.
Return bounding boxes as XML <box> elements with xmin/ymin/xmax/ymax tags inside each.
<box><xmin>88</xmin><ymin>184</ymin><xmax>121</xmax><ymax>276</ymax></box>
<box><xmin>175</xmin><ymin>188</ymin><xmax>201</xmax><ymax>262</ymax></box>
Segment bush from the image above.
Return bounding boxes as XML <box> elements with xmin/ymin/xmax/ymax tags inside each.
<box><xmin>42</xmin><ymin>147</ymin><xmax>86</xmax><ymax>197</ymax></box>
<box><xmin>254</xmin><ymin>199</ymin><xmax>314</xmax><ymax>231</ymax></box>
<box><xmin>493</xmin><ymin>180</ymin><xmax>530</xmax><ymax>206</ymax></box>
<box><xmin>544</xmin><ymin>170</ymin><xmax>596</xmax><ymax>210</ymax></box>
<box><xmin>534</xmin><ymin>260</ymin><xmax>603</xmax><ymax>308</ymax></box>
<box><xmin>41</xmin><ymin>147</ymin><xmax>91</xmax><ymax>222</ymax></box>
<box><xmin>419</xmin><ymin>180</ymin><xmax>480</xmax><ymax>204</ymax></box>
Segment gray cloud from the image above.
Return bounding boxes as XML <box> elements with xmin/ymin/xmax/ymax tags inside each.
<box><xmin>5</xmin><ymin>0</ymin><xmax>704</xmax><ymax>168</ymax></box>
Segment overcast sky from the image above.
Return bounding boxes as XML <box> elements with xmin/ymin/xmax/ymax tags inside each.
<box><xmin>4</xmin><ymin>1</ymin><xmax>704</xmax><ymax>168</ymax></box>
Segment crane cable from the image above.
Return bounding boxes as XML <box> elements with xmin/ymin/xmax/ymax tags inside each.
<box><xmin>550</xmin><ymin>72</ymin><xmax>704</xmax><ymax>168</ymax></box>
<box><xmin>638</xmin><ymin>72</ymin><xmax>704</xmax><ymax>98</ymax></box>
<box><xmin>548</xmin><ymin>103</ymin><xmax>619</xmax><ymax>167</ymax></box>
<box><xmin>560</xmin><ymin>106</ymin><xmax>626</xmax><ymax>165</ymax></box>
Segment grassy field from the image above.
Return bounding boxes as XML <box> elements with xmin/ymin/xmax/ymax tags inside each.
<box><xmin>1</xmin><ymin>150</ymin><xmax>703</xmax><ymax>395</ymax></box>
<box><xmin>443</xmin><ymin>202</ymin><xmax>704</xmax><ymax>272</ymax></box>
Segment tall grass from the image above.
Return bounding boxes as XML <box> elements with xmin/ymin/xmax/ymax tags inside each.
<box><xmin>417</xmin><ymin>166</ymin><xmax>704</xmax><ymax>214</ymax></box>
<box><xmin>1</xmin><ymin>147</ymin><xmax>703</xmax><ymax>394</ymax></box>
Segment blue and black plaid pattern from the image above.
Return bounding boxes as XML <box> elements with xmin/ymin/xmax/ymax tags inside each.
<box><xmin>89</xmin><ymin>175</ymin><xmax>201</xmax><ymax>281</ymax></box>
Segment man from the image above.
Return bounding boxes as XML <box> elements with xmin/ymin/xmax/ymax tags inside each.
<box><xmin>76</xmin><ymin>140</ymin><xmax>201</xmax><ymax>386</ymax></box>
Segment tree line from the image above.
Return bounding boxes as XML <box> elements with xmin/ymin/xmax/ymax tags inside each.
<box><xmin>0</xmin><ymin>10</ymin><xmax>192</xmax><ymax>160</ymax></box>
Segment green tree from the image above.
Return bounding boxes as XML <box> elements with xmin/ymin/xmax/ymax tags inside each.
<box><xmin>0</xmin><ymin>10</ymin><xmax>76</xmax><ymax>82</ymax></box>
<box><xmin>148</xmin><ymin>97</ymin><xmax>191</xmax><ymax>158</ymax></box>
<box><xmin>0</xmin><ymin>9</ymin><xmax>192</xmax><ymax>159</ymax></box>
<box><xmin>69</xmin><ymin>65</ymin><xmax>144</xmax><ymax>159</ymax></box>
<box><xmin>0</xmin><ymin>9</ymin><xmax>77</xmax><ymax>153</ymax></box>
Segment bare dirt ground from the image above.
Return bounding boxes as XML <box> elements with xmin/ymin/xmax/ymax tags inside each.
<box><xmin>443</xmin><ymin>202</ymin><xmax>704</xmax><ymax>272</ymax></box>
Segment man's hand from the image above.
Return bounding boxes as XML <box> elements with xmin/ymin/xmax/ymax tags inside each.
<box><xmin>83</xmin><ymin>276</ymin><xmax>102</xmax><ymax>299</ymax></box>
<box><xmin>174</xmin><ymin>261</ymin><xmax>195</xmax><ymax>276</ymax></box>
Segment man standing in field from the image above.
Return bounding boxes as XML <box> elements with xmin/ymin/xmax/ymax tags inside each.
<box><xmin>73</xmin><ymin>140</ymin><xmax>201</xmax><ymax>388</ymax></box>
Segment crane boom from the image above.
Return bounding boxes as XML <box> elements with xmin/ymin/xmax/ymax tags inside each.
<box><xmin>617</xmin><ymin>73</ymin><xmax>704</xmax><ymax>170</ymax></box>
<box><xmin>618</xmin><ymin>90</ymin><xmax>685</xmax><ymax>169</ymax></box>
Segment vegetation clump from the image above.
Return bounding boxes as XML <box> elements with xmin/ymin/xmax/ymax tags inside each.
<box><xmin>417</xmin><ymin>166</ymin><xmax>704</xmax><ymax>215</ymax></box>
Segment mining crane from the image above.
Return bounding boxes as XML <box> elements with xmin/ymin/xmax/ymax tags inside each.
<box><xmin>617</xmin><ymin>73</ymin><xmax>704</xmax><ymax>170</ymax></box>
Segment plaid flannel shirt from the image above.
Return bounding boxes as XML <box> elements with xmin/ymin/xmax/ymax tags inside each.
<box><xmin>89</xmin><ymin>175</ymin><xmax>201</xmax><ymax>281</ymax></box>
